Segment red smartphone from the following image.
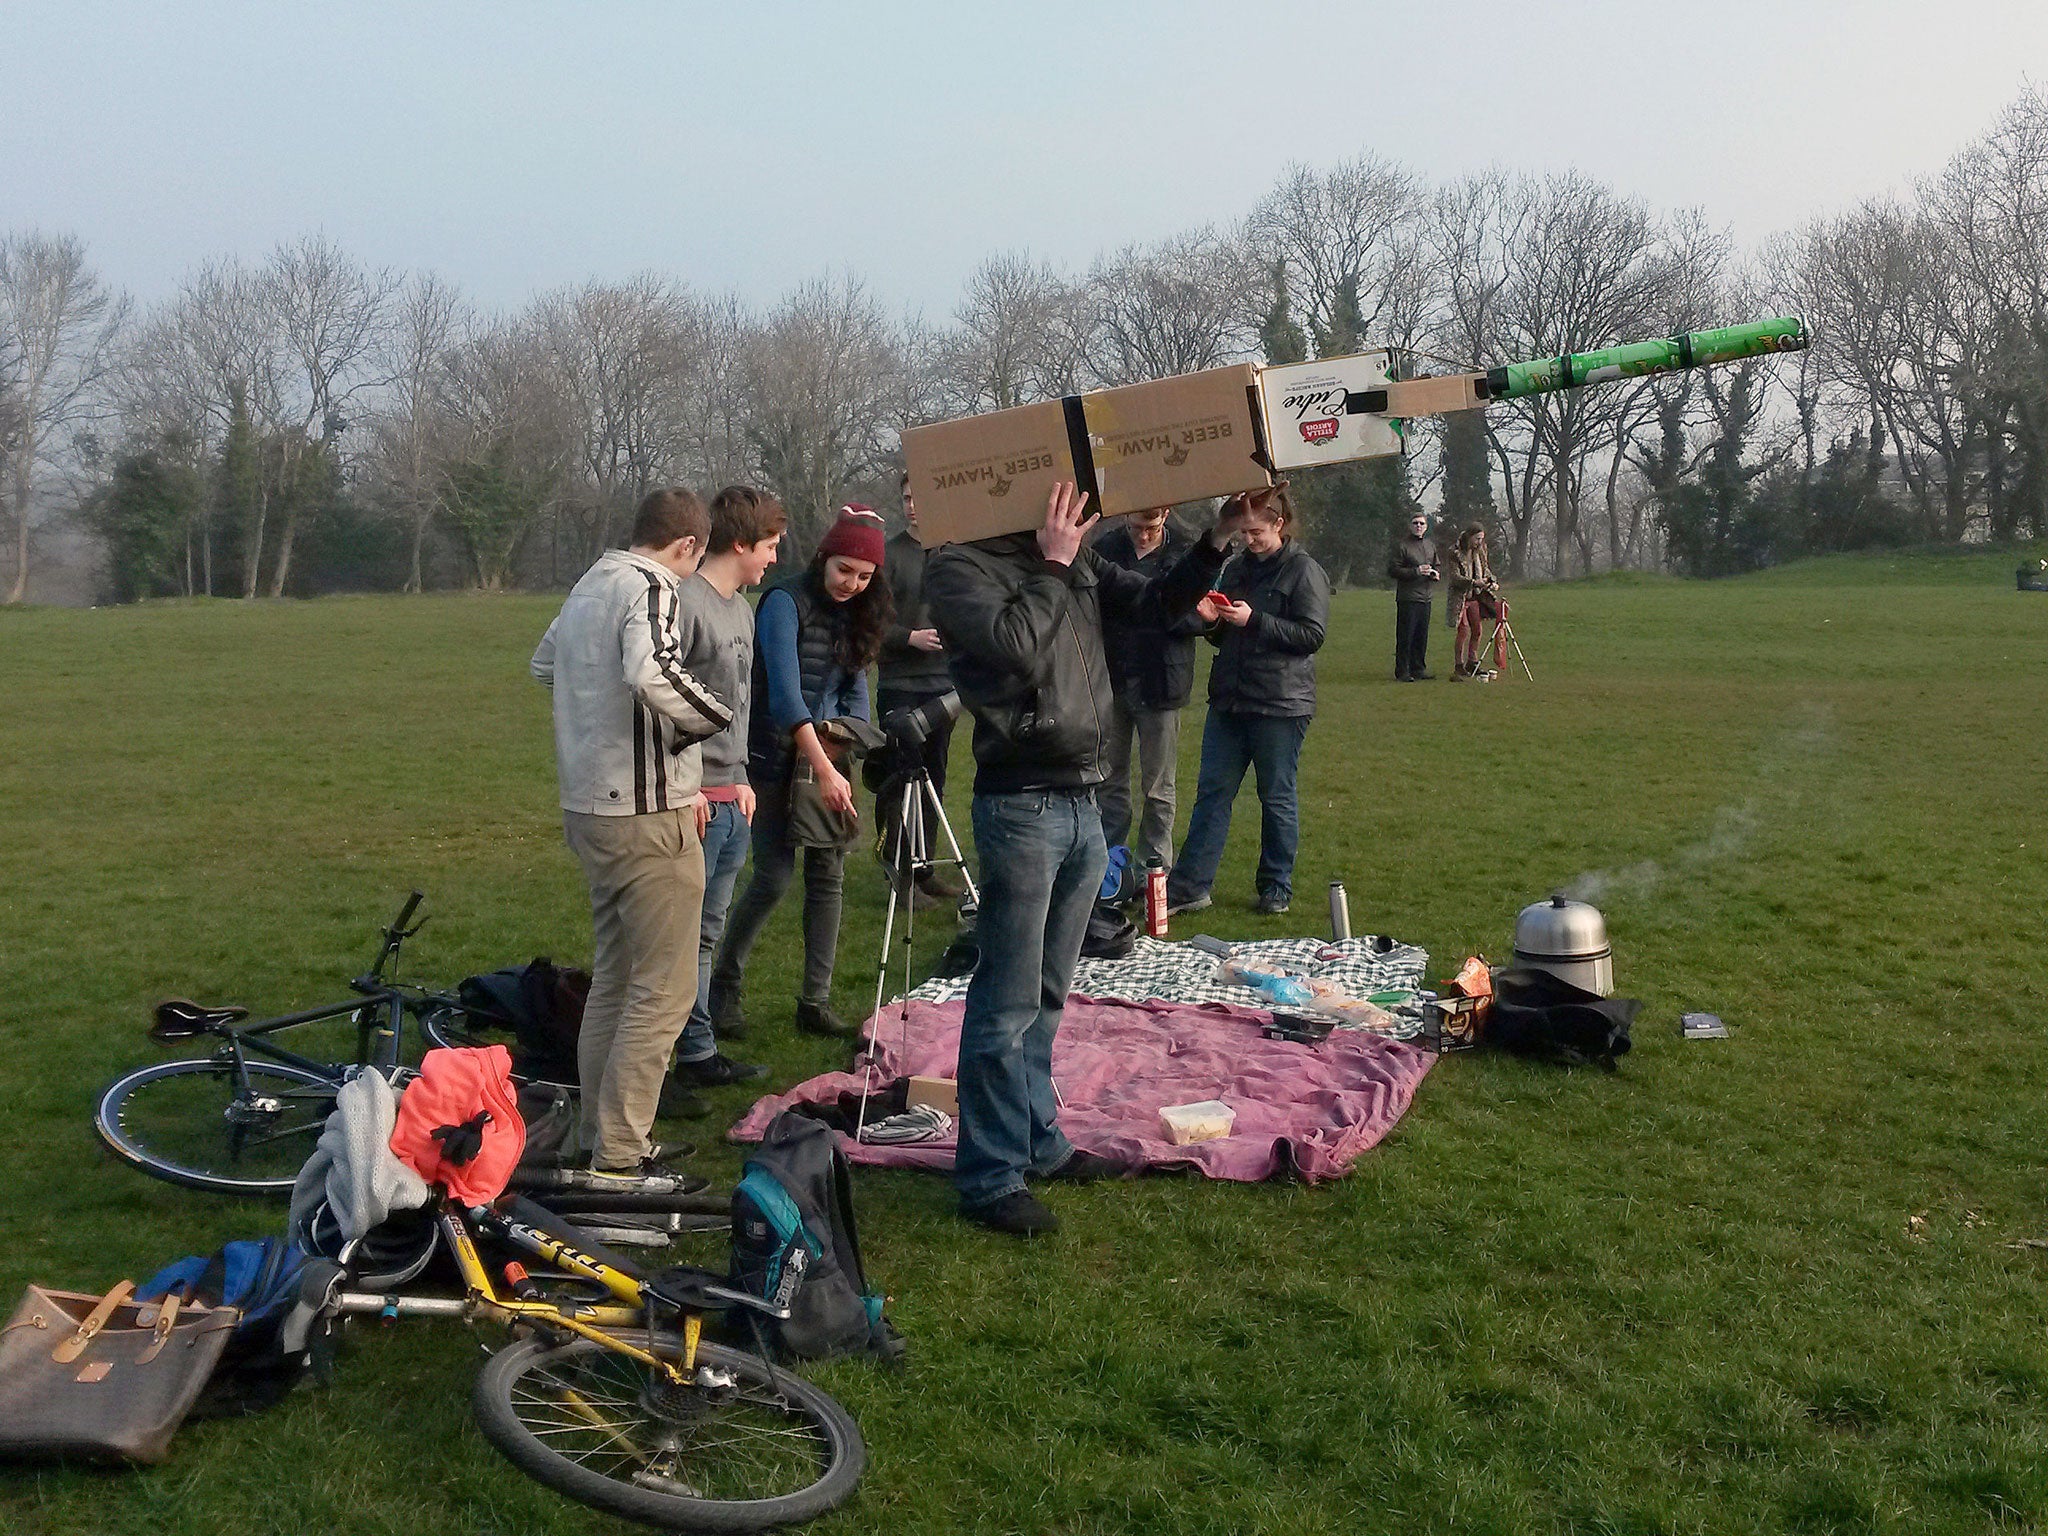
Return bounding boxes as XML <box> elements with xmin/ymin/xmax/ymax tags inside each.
<box><xmin>1204</xmin><ymin>590</ymin><xmax>1233</xmax><ymax>607</ymax></box>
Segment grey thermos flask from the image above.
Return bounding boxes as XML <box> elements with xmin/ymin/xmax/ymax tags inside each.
<box><xmin>1329</xmin><ymin>881</ymin><xmax>1351</xmax><ymax>941</ymax></box>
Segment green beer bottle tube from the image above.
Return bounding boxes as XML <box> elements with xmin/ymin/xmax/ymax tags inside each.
<box><xmin>1485</xmin><ymin>316</ymin><xmax>1807</xmax><ymax>401</ymax></box>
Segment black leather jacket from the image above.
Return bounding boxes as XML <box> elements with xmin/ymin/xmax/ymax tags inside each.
<box><xmin>1205</xmin><ymin>540</ymin><xmax>1330</xmax><ymax>717</ymax></box>
<box><xmin>1093</xmin><ymin>520</ymin><xmax>1206</xmax><ymax>711</ymax></box>
<box><xmin>925</xmin><ymin>531</ymin><xmax>1227</xmax><ymax>795</ymax></box>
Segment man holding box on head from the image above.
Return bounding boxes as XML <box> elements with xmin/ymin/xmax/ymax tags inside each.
<box><xmin>923</xmin><ymin>482</ymin><xmax>1262</xmax><ymax>1237</ymax></box>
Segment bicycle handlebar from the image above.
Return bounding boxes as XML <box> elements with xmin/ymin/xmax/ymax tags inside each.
<box><xmin>355</xmin><ymin>890</ymin><xmax>427</xmax><ymax>991</ymax></box>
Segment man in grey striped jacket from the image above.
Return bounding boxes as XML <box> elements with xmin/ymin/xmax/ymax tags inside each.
<box><xmin>531</xmin><ymin>488</ymin><xmax>734</xmax><ymax>1177</ymax></box>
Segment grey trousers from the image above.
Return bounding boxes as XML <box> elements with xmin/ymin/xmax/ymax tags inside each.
<box><xmin>1097</xmin><ymin>697</ymin><xmax>1181</xmax><ymax>874</ymax></box>
<box><xmin>563</xmin><ymin>808</ymin><xmax>705</xmax><ymax>1171</ymax></box>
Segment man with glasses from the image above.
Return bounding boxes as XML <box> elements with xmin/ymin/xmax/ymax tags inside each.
<box><xmin>1386</xmin><ymin>511</ymin><xmax>1441</xmax><ymax>682</ymax></box>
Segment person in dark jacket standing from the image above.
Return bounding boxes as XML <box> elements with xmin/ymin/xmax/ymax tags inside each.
<box><xmin>1091</xmin><ymin>505</ymin><xmax>1203</xmax><ymax>876</ymax></box>
<box><xmin>872</xmin><ymin>472</ymin><xmax>963</xmax><ymax>905</ymax></box>
<box><xmin>1387</xmin><ymin>511</ymin><xmax>1440</xmax><ymax>681</ymax></box>
<box><xmin>1164</xmin><ymin>489</ymin><xmax>1330</xmax><ymax>917</ymax></box>
<box><xmin>925</xmin><ymin>482</ymin><xmax>1251</xmax><ymax>1238</ymax></box>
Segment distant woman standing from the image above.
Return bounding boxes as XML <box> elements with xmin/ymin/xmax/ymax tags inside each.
<box><xmin>707</xmin><ymin>507</ymin><xmax>892</xmax><ymax>1040</ymax></box>
<box><xmin>1163</xmin><ymin>489</ymin><xmax>1330</xmax><ymax>918</ymax></box>
<box><xmin>1447</xmin><ymin>523</ymin><xmax>1505</xmax><ymax>679</ymax></box>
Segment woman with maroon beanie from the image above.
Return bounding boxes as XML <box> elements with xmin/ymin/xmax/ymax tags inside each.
<box><xmin>707</xmin><ymin>507</ymin><xmax>893</xmax><ymax>1040</ymax></box>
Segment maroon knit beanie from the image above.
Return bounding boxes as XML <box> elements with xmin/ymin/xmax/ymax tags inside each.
<box><xmin>817</xmin><ymin>504</ymin><xmax>887</xmax><ymax>567</ymax></box>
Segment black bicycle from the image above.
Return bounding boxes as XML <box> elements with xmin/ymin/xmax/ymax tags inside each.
<box><xmin>94</xmin><ymin>892</ymin><xmax>460</xmax><ymax>1194</ymax></box>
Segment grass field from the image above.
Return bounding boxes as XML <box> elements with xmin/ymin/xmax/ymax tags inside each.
<box><xmin>1</xmin><ymin>548</ymin><xmax>2044</xmax><ymax>1535</ymax></box>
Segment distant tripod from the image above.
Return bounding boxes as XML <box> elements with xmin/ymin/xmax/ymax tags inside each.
<box><xmin>855</xmin><ymin>759</ymin><xmax>978</xmax><ymax>1144</ymax></box>
<box><xmin>1489</xmin><ymin>610</ymin><xmax>1534</xmax><ymax>681</ymax></box>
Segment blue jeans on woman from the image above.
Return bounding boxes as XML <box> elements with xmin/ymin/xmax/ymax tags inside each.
<box><xmin>678</xmin><ymin>798</ymin><xmax>750</xmax><ymax>1064</ymax></box>
<box><xmin>1164</xmin><ymin>712</ymin><xmax>1311</xmax><ymax>907</ymax></box>
<box><xmin>953</xmin><ymin>788</ymin><xmax>1106</xmax><ymax>1209</ymax></box>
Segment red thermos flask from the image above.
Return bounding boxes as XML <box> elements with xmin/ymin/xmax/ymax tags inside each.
<box><xmin>1145</xmin><ymin>857</ymin><xmax>1168</xmax><ymax>938</ymax></box>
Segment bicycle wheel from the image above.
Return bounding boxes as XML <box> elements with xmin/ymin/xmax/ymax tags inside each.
<box><xmin>473</xmin><ymin>1333</ymin><xmax>864</xmax><ymax>1532</ymax></box>
<box><xmin>421</xmin><ymin>1001</ymin><xmax>576</xmax><ymax>1088</ymax></box>
<box><xmin>95</xmin><ymin>1058</ymin><xmax>337</xmax><ymax>1195</ymax></box>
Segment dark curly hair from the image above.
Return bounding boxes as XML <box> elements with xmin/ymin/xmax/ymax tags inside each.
<box><xmin>805</xmin><ymin>552</ymin><xmax>894</xmax><ymax>671</ymax></box>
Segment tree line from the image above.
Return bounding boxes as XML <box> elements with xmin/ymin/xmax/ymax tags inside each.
<box><xmin>2</xmin><ymin>86</ymin><xmax>2043</xmax><ymax>604</ymax></box>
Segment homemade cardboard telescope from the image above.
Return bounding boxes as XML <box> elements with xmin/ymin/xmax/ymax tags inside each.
<box><xmin>902</xmin><ymin>316</ymin><xmax>1809</xmax><ymax>547</ymax></box>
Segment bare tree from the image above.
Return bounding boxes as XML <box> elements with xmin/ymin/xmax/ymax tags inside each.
<box><xmin>1087</xmin><ymin>227</ymin><xmax>1256</xmax><ymax>385</ymax></box>
<box><xmin>1249</xmin><ymin>155</ymin><xmax>1437</xmax><ymax>355</ymax></box>
<box><xmin>257</xmin><ymin>235</ymin><xmax>396</xmax><ymax>595</ymax></box>
<box><xmin>744</xmin><ymin>276</ymin><xmax>901</xmax><ymax>543</ymax></box>
<box><xmin>942</xmin><ymin>252</ymin><xmax>1092</xmax><ymax>412</ymax></box>
<box><xmin>0</xmin><ymin>231</ymin><xmax>128</xmax><ymax>602</ymax></box>
<box><xmin>367</xmin><ymin>271</ymin><xmax>470</xmax><ymax>590</ymax></box>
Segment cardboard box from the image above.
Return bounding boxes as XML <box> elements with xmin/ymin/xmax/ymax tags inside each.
<box><xmin>1257</xmin><ymin>351</ymin><xmax>1405</xmax><ymax>471</ymax></box>
<box><xmin>900</xmin><ymin>399</ymin><xmax>1078</xmax><ymax>550</ymax></box>
<box><xmin>901</xmin><ymin>364</ymin><xmax>1274</xmax><ymax>547</ymax></box>
<box><xmin>1080</xmin><ymin>363</ymin><xmax>1272</xmax><ymax>518</ymax></box>
<box><xmin>906</xmin><ymin>1075</ymin><xmax>958</xmax><ymax>1117</ymax></box>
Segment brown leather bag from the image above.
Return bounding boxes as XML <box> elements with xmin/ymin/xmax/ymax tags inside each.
<box><xmin>0</xmin><ymin>1282</ymin><xmax>239</xmax><ymax>1463</ymax></box>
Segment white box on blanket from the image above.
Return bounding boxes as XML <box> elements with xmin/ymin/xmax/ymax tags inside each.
<box><xmin>1158</xmin><ymin>1100</ymin><xmax>1235</xmax><ymax>1145</ymax></box>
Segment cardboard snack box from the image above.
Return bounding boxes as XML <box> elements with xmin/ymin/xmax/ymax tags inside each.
<box><xmin>1257</xmin><ymin>351</ymin><xmax>1405</xmax><ymax>471</ymax></box>
<box><xmin>902</xmin><ymin>364</ymin><xmax>1274</xmax><ymax>547</ymax></box>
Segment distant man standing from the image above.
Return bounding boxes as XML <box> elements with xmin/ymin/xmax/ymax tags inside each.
<box><xmin>873</xmin><ymin>471</ymin><xmax>963</xmax><ymax>906</ymax></box>
<box><xmin>1092</xmin><ymin>505</ymin><xmax>1201</xmax><ymax>877</ymax></box>
<box><xmin>531</xmin><ymin>488</ymin><xmax>734</xmax><ymax>1178</ymax></box>
<box><xmin>1387</xmin><ymin>511</ymin><xmax>1441</xmax><ymax>682</ymax></box>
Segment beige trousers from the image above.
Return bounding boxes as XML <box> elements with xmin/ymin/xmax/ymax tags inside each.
<box><xmin>563</xmin><ymin>808</ymin><xmax>705</xmax><ymax>1170</ymax></box>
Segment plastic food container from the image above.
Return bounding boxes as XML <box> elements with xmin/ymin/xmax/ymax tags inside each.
<box><xmin>1158</xmin><ymin>1100</ymin><xmax>1236</xmax><ymax>1145</ymax></box>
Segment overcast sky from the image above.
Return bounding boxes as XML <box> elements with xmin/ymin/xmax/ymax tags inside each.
<box><xmin>8</xmin><ymin>1</ymin><xmax>2046</xmax><ymax>319</ymax></box>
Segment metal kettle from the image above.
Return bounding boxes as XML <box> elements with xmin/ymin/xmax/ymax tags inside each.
<box><xmin>1512</xmin><ymin>892</ymin><xmax>1614</xmax><ymax>996</ymax></box>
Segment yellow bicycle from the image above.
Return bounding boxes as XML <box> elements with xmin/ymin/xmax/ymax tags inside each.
<box><xmin>315</xmin><ymin>1195</ymin><xmax>864</xmax><ymax>1531</ymax></box>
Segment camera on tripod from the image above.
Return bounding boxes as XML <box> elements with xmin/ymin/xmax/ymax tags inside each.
<box><xmin>881</xmin><ymin>689</ymin><xmax>961</xmax><ymax>751</ymax></box>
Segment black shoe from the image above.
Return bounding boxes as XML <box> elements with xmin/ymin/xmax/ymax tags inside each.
<box><xmin>1040</xmin><ymin>1150</ymin><xmax>1125</xmax><ymax>1184</ymax></box>
<box><xmin>1412</xmin><ymin>670</ymin><xmax>1435</xmax><ymax>681</ymax></box>
<box><xmin>795</xmin><ymin>999</ymin><xmax>859</xmax><ymax>1040</ymax></box>
<box><xmin>960</xmin><ymin>1189</ymin><xmax>1059</xmax><ymax>1237</ymax></box>
<box><xmin>674</xmin><ymin>1052</ymin><xmax>769</xmax><ymax>1088</ymax></box>
<box><xmin>707</xmin><ymin>983</ymin><xmax>748</xmax><ymax>1043</ymax></box>
<box><xmin>656</xmin><ymin>1081</ymin><xmax>711</xmax><ymax>1120</ymax></box>
<box><xmin>1394</xmin><ymin>672</ymin><xmax>1411</xmax><ymax>683</ymax></box>
<box><xmin>1254</xmin><ymin>892</ymin><xmax>1291</xmax><ymax>916</ymax></box>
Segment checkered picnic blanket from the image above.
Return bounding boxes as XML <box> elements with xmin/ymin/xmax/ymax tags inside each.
<box><xmin>906</xmin><ymin>933</ymin><xmax>1432</xmax><ymax>1036</ymax></box>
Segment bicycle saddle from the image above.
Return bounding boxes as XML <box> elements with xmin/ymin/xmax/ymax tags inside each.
<box><xmin>151</xmin><ymin>998</ymin><xmax>251</xmax><ymax>1040</ymax></box>
<box><xmin>644</xmin><ymin>1265</ymin><xmax>790</xmax><ymax>1321</ymax></box>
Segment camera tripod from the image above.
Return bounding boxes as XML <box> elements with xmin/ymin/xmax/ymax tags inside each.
<box><xmin>1490</xmin><ymin>612</ymin><xmax>1534</xmax><ymax>681</ymax></box>
<box><xmin>854</xmin><ymin>763</ymin><xmax>978</xmax><ymax>1144</ymax></box>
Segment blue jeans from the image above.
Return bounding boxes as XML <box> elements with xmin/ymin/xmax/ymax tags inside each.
<box><xmin>679</xmin><ymin>799</ymin><xmax>750</xmax><ymax>1063</ymax></box>
<box><xmin>953</xmin><ymin>789</ymin><xmax>1106</xmax><ymax>1207</ymax></box>
<box><xmin>1165</xmin><ymin>712</ymin><xmax>1311</xmax><ymax>906</ymax></box>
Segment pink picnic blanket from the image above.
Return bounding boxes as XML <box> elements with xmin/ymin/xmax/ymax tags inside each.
<box><xmin>730</xmin><ymin>996</ymin><xmax>1434</xmax><ymax>1183</ymax></box>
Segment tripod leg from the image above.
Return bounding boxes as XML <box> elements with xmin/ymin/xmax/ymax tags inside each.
<box><xmin>922</xmin><ymin>776</ymin><xmax>979</xmax><ymax>907</ymax></box>
<box><xmin>1505</xmin><ymin>623</ymin><xmax>1533</xmax><ymax>682</ymax></box>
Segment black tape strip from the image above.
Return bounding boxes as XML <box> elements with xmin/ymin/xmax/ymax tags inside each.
<box><xmin>1674</xmin><ymin>332</ymin><xmax>1693</xmax><ymax>369</ymax></box>
<box><xmin>1246</xmin><ymin>383</ymin><xmax>1276</xmax><ymax>475</ymax></box>
<box><xmin>1556</xmin><ymin>355</ymin><xmax>1574</xmax><ymax>389</ymax></box>
<box><xmin>1482</xmin><ymin>369</ymin><xmax>1505</xmax><ymax>400</ymax></box>
<box><xmin>1345</xmin><ymin>389</ymin><xmax>1389</xmax><ymax>415</ymax></box>
<box><xmin>1062</xmin><ymin>395</ymin><xmax>1099</xmax><ymax>507</ymax></box>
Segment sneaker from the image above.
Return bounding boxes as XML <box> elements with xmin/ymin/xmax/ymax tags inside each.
<box><xmin>708</xmin><ymin>984</ymin><xmax>748</xmax><ymax>1043</ymax></box>
<box><xmin>1253</xmin><ymin>892</ymin><xmax>1291</xmax><ymax>916</ymax></box>
<box><xmin>1164</xmin><ymin>892</ymin><xmax>1211</xmax><ymax>916</ymax></box>
<box><xmin>588</xmin><ymin>1148</ymin><xmax>706</xmax><ymax>1190</ymax></box>
<box><xmin>795</xmin><ymin>999</ymin><xmax>859</xmax><ymax>1040</ymax></box>
<box><xmin>1040</xmin><ymin>1149</ymin><xmax>1125</xmax><ymax>1184</ymax></box>
<box><xmin>960</xmin><ymin>1189</ymin><xmax>1059</xmax><ymax>1237</ymax></box>
<box><xmin>674</xmin><ymin>1052</ymin><xmax>769</xmax><ymax>1088</ymax></box>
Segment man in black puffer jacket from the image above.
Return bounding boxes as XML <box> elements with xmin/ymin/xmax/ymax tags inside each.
<box><xmin>925</xmin><ymin>482</ymin><xmax>1257</xmax><ymax>1237</ymax></box>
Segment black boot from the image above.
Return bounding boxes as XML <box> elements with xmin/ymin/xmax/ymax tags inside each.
<box><xmin>794</xmin><ymin>999</ymin><xmax>859</xmax><ymax>1040</ymax></box>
